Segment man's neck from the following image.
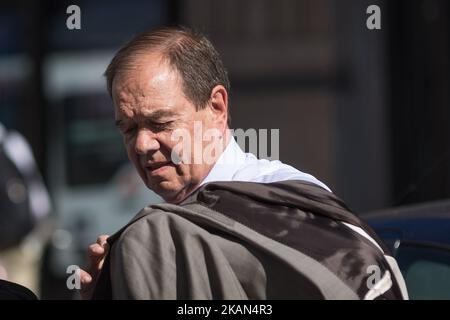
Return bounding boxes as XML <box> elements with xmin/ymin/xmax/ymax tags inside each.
<box><xmin>168</xmin><ymin>128</ymin><xmax>233</xmax><ymax>204</ymax></box>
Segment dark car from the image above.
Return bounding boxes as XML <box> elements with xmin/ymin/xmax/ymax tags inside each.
<box><xmin>363</xmin><ymin>200</ymin><xmax>450</xmax><ymax>300</ymax></box>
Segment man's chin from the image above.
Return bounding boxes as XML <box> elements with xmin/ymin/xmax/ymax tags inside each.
<box><xmin>146</xmin><ymin>179</ymin><xmax>183</xmax><ymax>202</ymax></box>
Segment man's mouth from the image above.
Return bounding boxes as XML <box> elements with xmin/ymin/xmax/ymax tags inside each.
<box><xmin>144</xmin><ymin>161</ymin><xmax>173</xmax><ymax>176</ymax></box>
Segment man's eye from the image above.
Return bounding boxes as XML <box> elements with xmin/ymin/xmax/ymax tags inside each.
<box><xmin>122</xmin><ymin>126</ymin><xmax>136</xmax><ymax>135</ymax></box>
<box><xmin>152</xmin><ymin>121</ymin><xmax>174</xmax><ymax>130</ymax></box>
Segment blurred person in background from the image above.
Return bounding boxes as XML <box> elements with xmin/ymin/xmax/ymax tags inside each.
<box><xmin>0</xmin><ymin>122</ymin><xmax>53</xmax><ymax>298</ymax></box>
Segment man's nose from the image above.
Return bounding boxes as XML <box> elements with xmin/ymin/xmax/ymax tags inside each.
<box><xmin>134</xmin><ymin>128</ymin><xmax>160</xmax><ymax>155</ymax></box>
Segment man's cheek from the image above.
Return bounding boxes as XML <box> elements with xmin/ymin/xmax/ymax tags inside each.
<box><xmin>126</xmin><ymin>150</ymin><xmax>137</xmax><ymax>167</ymax></box>
<box><xmin>126</xmin><ymin>149</ymin><xmax>143</xmax><ymax>176</ymax></box>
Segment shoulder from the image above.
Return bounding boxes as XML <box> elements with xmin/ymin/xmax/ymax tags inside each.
<box><xmin>234</xmin><ymin>157</ymin><xmax>332</xmax><ymax>191</ymax></box>
<box><xmin>112</xmin><ymin>206</ymin><xmax>214</xmax><ymax>255</ymax></box>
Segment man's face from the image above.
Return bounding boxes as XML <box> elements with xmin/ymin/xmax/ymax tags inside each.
<box><xmin>112</xmin><ymin>53</ymin><xmax>227</xmax><ymax>203</ymax></box>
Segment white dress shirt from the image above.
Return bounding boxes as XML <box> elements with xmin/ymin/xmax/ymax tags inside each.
<box><xmin>201</xmin><ymin>137</ymin><xmax>331</xmax><ymax>191</ymax></box>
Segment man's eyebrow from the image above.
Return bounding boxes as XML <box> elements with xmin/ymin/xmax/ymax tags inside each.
<box><xmin>142</xmin><ymin>109</ymin><xmax>179</xmax><ymax>121</ymax></box>
<box><xmin>115</xmin><ymin>109</ymin><xmax>178</xmax><ymax>127</ymax></box>
<box><xmin>115</xmin><ymin>119</ymin><xmax>125</xmax><ymax>127</ymax></box>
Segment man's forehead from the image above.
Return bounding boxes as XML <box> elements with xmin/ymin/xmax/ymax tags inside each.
<box><xmin>113</xmin><ymin>53</ymin><xmax>177</xmax><ymax>90</ymax></box>
<box><xmin>111</xmin><ymin>53</ymin><xmax>191</xmax><ymax>121</ymax></box>
<box><xmin>115</xmin><ymin>106</ymin><xmax>179</xmax><ymax>121</ymax></box>
<box><xmin>113</xmin><ymin>70</ymin><xmax>183</xmax><ymax>111</ymax></box>
<box><xmin>140</xmin><ymin>108</ymin><xmax>179</xmax><ymax>118</ymax></box>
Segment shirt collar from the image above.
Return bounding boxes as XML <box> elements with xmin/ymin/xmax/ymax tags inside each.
<box><xmin>200</xmin><ymin>136</ymin><xmax>246</xmax><ymax>186</ymax></box>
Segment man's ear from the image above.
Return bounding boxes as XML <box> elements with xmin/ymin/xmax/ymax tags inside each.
<box><xmin>209</xmin><ymin>85</ymin><xmax>228</xmax><ymax>130</ymax></box>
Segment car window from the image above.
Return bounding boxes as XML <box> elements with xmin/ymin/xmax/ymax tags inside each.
<box><xmin>396</xmin><ymin>244</ymin><xmax>450</xmax><ymax>300</ymax></box>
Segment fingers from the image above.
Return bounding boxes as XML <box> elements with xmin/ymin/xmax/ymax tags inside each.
<box><xmin>88</xmin><ymin>234</ymin><xmax>110</xmax><ymax>261</ymax></box>
<box><xmin>79</xmin><ymin>268</ymin><xmax>93</xmax><ymax>300</ymax></box>
<box><xmin>85</xmin><ymin>235</ymin><xmax>111</xmax><ymax>280</ymax></box>
<box><xmin>88</xmin><ymin>243</ymin><xmax>106</xmax><ymax>258</ymax></box>
<box><xmin>88</xmin><ymin>236</ymin><xmax>110</xmax><ymax>271</ymax></box>
<box><xmin>79</xmin><ymin>268</ymin><xmax>92</xmax><ymax>284</ymax></box>
<box><xmin>80</xmin><ymin>235</ymin><xmax>110</xmax><ymax>300</ymax></box>
<box><xmin>96</xmin><ymin>234</ymin><xmax>109</xmax><ymax>246</ymax></box>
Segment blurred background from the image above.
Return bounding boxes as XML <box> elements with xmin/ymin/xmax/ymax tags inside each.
<box><xmin>0</xmin><ymin>0</ymin><xmax>449</xmax><ymax>299</ymax></box>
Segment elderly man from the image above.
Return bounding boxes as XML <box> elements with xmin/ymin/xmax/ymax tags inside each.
<box><xmin>79</xmin><ymin>27</ymin><xmax>407</xmax><ymax>300</ymax></box>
